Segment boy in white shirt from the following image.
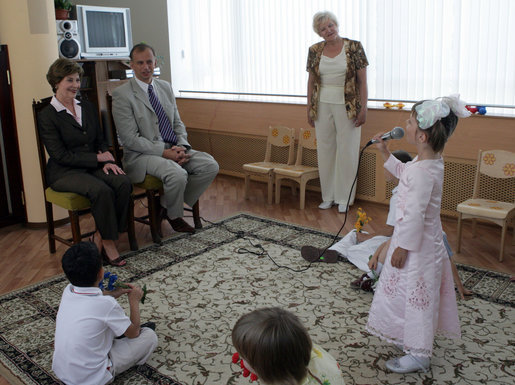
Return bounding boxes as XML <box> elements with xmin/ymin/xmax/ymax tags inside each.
<box><xmin>52</xmin><ymin>242</ymin><xmax>158</xmax><ymax>385</ymax></box>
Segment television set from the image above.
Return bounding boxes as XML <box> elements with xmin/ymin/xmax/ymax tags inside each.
<box><xmin>75</xmin><ymin>5</ymin><xmax>132</xmax><ymax>59</ymax></box>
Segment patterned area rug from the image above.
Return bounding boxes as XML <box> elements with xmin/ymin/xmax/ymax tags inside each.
<box><xmin>0</xmin><ymin>213</ymin><xmax>513</xmax><ymax>385</ymax></box>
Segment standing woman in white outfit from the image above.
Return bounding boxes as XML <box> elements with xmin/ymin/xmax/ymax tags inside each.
<box><xmin>307</xmin><ymin>11</ymin><xmax>369</xmax><ymax>213</ymax></box>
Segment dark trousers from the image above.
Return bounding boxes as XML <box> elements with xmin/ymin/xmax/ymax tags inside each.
<box><xmin>51</xmin><ymin>169</ymin><xmax>132</xmax><ymax>240</ymax></box>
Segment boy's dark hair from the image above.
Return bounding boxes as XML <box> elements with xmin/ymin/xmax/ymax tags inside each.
<box><xmin>392</xmin><ymin>150</ymin><xmax>412</xmax><ymax>163</ymax></box>
<box><xmin>232</xmin><ymin>307</ymin><xmax>312</xmax><ymax>385</ymax></box>
<box><xmin>412</xmin><ymin>101</ymin><xmax>458</xmax><ymax>153</ymax></box>
<box><xmin>61</xmin><ymin>242</ymin><xmax>102</xmax><ymax>287</ymax></box>
<box><xmin>130</xmin><ymin>43</ymin><xmax>156</xmax><ymax>60</ymax></box>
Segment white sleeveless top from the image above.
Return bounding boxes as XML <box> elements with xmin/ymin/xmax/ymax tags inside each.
<box><xmin>319</xmin><ymin>50</ymin><xmax>347</xmax><ymax>104</ymax></box>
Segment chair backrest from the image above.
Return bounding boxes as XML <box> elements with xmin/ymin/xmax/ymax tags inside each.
<box><xmin>295</xmin><ymin>127</ymin><xmax>318</xmax><ymax>166</ymax></box>
<box><xmin>32</xmin><ymin>97</ymin><xmax>53</xmax><ymax>190</ymax></box>
<box><xmin>264</xmin><ymin>125</ymin><xmax>296</xmax><ymax>164</ymax></box>
<box><xmin>473</xmin><ymin>149</ymin><xmax>515</xmax><ymax>202</ymax></box>
<box><xmin>106</xmin><ymin>93</ymin><xmax>124</xmax><ymax>166</ymax></box>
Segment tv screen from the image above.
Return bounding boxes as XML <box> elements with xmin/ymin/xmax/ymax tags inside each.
<box><xmin>76</xmin><ymin>5</ymin><xmax>132</xmax><ymax>58</ymax></box>
<box><xmin>85</xmin><ymin>11</ymin><xmax>126</xmax><ymax>48</ymax></box>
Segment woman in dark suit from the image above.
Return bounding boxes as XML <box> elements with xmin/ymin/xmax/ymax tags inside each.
<box><xmin>39</xmin><ymin>58</ymin><xmax>132</xmax><ymax>266</ymax></box>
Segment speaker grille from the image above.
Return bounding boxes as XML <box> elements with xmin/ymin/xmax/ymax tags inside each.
<box><xmin>357</xmin><ymin>151</ymin><xmax>376</xmax><ymax>198</ymax></box>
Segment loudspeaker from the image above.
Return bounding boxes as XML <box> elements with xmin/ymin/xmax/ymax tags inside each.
<box><xmin>56</xmin><ymin>20</ymin><xmax>80</xmax><ymax>60</ymax></box>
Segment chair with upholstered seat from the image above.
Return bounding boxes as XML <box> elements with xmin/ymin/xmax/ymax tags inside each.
<box><xmin>274</xmin><ymin>127</ymin><xmax>319</xmax><ymax>210</ymax></box>
<box><xmin>243</xmin><ymin>125</ymin><xmax>296</xmax><ymax>204</ymax></box>
<box><xmin>106</xmin><ymin>94</ymin><xmax>202</xmax><ymax>244</ymax></box>
<box><xmin>33</xmin><ymin>97</ymin><xmax>138</xmax><ymax>253</ymax></box>
<box><xmin>456</xmin><ymin>149</ymin><xmax>515</xmax><ymax>262</ymax></box>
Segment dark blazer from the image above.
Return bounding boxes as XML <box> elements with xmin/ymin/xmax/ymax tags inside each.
<box><xmin>38</xmin><ymin>99</ymin><xmax>109</xmax><ymax>186</ymax></box>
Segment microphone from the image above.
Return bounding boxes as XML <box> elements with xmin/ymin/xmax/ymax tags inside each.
<box><xmin>366</xmin><ymin>126</ymin><xmax>405</xmax><ymax>146</ymax></box>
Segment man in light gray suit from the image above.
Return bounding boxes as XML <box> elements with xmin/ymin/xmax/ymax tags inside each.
<box><xmin>113</xmin><ymin>43</ymin><xmax>218</xmax><ymax>233</ymax></box>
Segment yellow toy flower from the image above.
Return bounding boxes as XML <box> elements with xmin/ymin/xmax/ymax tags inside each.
<box><xmin>272</xmin><ymin>128</ymin><xmax>279</xmax><ymax>137</ymax></box>
<box><xmin>283</xmin><ymin>135</ymin><xmax>290</xmax><ymax>144</ymax></box>
<box><xmin>354</xmin><ymin>208</ymin><xmax>371</xmax><ymax>233</ymax></box>
<box><xmin>303</xmin><ymin>130</ymin><xmax>311</xmax><ymax>140</ymax></box>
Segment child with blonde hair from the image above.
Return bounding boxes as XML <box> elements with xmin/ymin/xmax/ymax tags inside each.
<box><xmin>232</xmin><ymin>307</ymin><xmax>345</xmax><ymax>384</ymax></box>
<box><xmin>366</xmin><ymin>95</ymin><xmax>470</xmax><ymax>373</ymax></box>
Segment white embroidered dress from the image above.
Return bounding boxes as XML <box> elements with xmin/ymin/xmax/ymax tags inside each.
<box><xmin>366</xmin><ymin>155</ymin><xmax>461</xmax><ymax>357</ymax></box>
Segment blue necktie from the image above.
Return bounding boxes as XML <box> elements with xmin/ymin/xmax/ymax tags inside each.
<box><xmin>148</xmin><ymin>84</ymin><xmax>177</xmax><ymax>145</ymax></box>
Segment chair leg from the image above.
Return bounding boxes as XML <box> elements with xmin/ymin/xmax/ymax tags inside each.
<box><xmin>267</xmin><ymin>172</ymin><xmax>274</xmax><ymax>205</ymax></box>
<box><xmin>456</xmin><ymin>213</ymin><xmax>462</xmax><ymax>253</ymax></box>
<box><xmin>127</xmin><ymin>198</ymin><xmax>139</xmax><ymax>251</ymax></box>
<box><xmin>147</xmin><ymin>190</ymin><xmax>162</xmax><ymax>244</ymax></box>
<box><xmin>192</xmin><ymin>201</ymin><xmax>202</xmax><ymax>229</ymax></box>
<box><xmin>244</xmin><ymin>174</ymin><xmax>250</xmax><ymax>200</ymax></box>
<box><xmin>275</xmin><ymin>176</ymin><xmax>282</xmax><ymax>204</ymax></box>
<box><xmin>45</xmin><ymin>201</ymin><xmax>56</xmax><ymax>253</ymax></box>
<box><xmin>290</xmin><ymin>180</ymin><xmax>297</xmax><ymax>196</ymax></box>
<box><xmin>299</xmin><ymin>179</ymin><xmax>306</xmax><ymax>210</ymax></box>
<box><xmin>499</xmin><ymin>222</ymin><xmax>507</xmax><ymax>262</ymax></box>
<box><xmin>69</xmin><ymin>210</ymin><xmax>81</xmax><ymax>244</ymax></box>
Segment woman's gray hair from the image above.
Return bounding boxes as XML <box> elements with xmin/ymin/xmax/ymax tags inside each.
<box><xmin>312</xmin><ymin>11</ymin><xmax>339</xmax><ymax>35</ymax></box>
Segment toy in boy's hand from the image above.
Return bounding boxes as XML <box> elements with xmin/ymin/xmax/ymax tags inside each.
<box><xmin>232</xmin><ymin>352</ymin><xmax>258</xmax><ymax>382</ymax></box>
<box><xmin>99</xmin><ymin>272</ymin><xmax>147</xmax><ymax>304</ymax></box>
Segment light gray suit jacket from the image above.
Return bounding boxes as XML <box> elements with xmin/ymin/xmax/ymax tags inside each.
<box><xmin>112</xmin><ymin>78</ymin><xmax>191</xmax><ymax>183</ymax></box>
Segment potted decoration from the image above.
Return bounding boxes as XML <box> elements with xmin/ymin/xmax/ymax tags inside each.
<box><xmin>55</xmin><ymin>0</ymin><xmax>72</xmax><ymax>20</ymax></box>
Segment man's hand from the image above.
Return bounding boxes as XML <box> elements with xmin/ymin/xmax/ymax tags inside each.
<box><xmin>163</xmin><ymin>146</ymin><xmax>191</xmax><ymax>165</ymax></box>
<box><xmin>97</xmin><ymin>151</ymin><xmax>115</xmax><ymax>163</ymax></box>
<box><xmin>390</xmin><ymin>247</ymin><xmax>408</xmax><ymax>269</ymax></box>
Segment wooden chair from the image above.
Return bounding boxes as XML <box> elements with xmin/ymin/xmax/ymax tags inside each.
<box><xmin>33</xmin><ymin>97</ymin><xmax>138</xmax><ymax>253</ymax></box>
<box><xmin>243</xmin><ymin>125</ymin><xmax>296</xmax><ymax>204</ymax></box>
<box><xmin>456</xmin><ymin>149</ymin><xmax>515</xmax><ymax>262</ymax></box>
<box><xmin>274</xmin><ymin>127</ymin><xmax>319</xmax><ymax>210</ymax></box>
<box><xmin>106</xmin><ymin>94</ymin><xmax>202</xmax><ymax>244</ymax></box>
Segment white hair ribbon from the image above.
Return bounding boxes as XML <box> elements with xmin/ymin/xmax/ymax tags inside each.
<box><xmin>415</xmin><ymin>94</ymin><xmax>471</xmax><ymax>130</ymax></box>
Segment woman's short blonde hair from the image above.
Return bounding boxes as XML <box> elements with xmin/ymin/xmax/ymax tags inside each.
<box><xmin>46</xmin><ymin>58</ymin><xmax>83</xmax><ymax>93</ymax></box>
<box><xmin>312</xmin><ymin>11</ymin><xmax>339</xmax><ymax>35</ymax></box>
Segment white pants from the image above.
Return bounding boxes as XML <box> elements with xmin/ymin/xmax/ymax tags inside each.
<box><xmin>315</xmin><ymin>102</ymin><xmax>361</xmax><ymax>205</ymax></box>
<box><xmin>329</xmin><ymin>230</ymin><xmax>390</xmax><ymax>272</ymax></box>
<box><xmin>108</xmin><ymin>327</ymin><xmax>158</xmax><ymax>379</ymax></box>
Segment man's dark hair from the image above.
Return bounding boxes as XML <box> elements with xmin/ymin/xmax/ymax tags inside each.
<box><xmin>130</xmin><ymin>43</ymin><xmax>156</xmax><ymax>60</ymax></box>
<box><xmin>61</xmin><ymin>242</ymin><xmax>102</xmax><ymax>287</ymax></box>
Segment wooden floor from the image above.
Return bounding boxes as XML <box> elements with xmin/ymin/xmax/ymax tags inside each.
<box><xmin>0</xmin><ymin>174</ymin><xmax>513</xmax><ymax>384</ymax></box>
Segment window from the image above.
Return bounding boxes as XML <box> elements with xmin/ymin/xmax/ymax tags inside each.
<box><xmin>168</xmin><ymin>0</ymin><xmax>515</xmax><ymax>115</ymax></box>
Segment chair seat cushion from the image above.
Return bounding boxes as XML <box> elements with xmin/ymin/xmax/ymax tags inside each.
<box><xmin>45</xmin><ymin>187</ymin><xmax>90</xmax><ymax>211</ymax></box>
<box><xmin>274</xmin><ymin>165</ymin><xmax>319</xmax><ymax>178</ymax></box>
<box><xmin>457</xmin><ymin>198</ymin><xmax>515</xmax><ymax>219</ymax></box>
<box><xmin>243</xmin><ymin>162</ymin><xmax>286</xmax><ymax>174</ymax></box>
<box><xmin>134</xmin><ymin>174</ymin><xmax>163</xmax><ymax>190</ymax></box>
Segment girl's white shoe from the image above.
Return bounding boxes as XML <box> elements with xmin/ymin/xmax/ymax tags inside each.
<box><xmin>385</xmin><ymin>354</ymin><xmax>430</xmax><ymax>373</ymax></box>
<box><xmin>318</xmin><ymin>201</ymin><xmax>334</xmax><ymax>209</ymax></box>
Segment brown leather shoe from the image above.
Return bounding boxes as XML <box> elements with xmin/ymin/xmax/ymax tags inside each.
<box><xmin>167</xmin><ymin>217</ymin><xmax>195</xmax><ymax>233</ymax></box>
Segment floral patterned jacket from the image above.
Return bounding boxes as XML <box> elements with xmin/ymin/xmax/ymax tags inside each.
<box><xmin>306</xmin><ymin>38</ymin><xmax>368</xmax><ymax>120</ymax></box>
